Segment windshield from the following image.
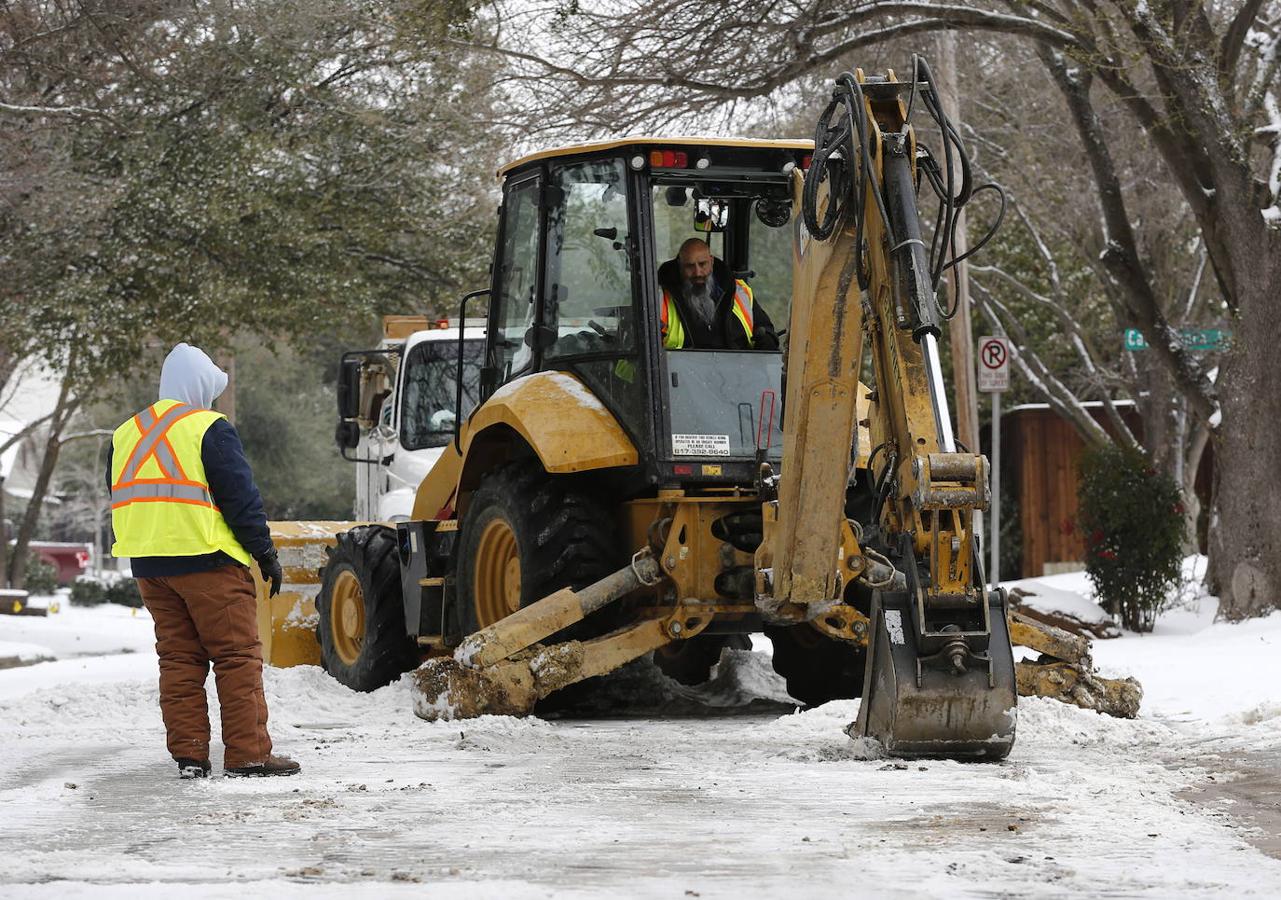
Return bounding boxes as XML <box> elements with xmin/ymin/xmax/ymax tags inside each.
<box><xmin>650</xmin><ymin>179</ymin><xmax>793</xmax><ymax>332</ymax></box>
<box><xmin>665</xmin><ymin>349</ymin><xmax>784</xmax><ymax>461</ymax></box>
<box><xmin>400</xmin><ymin>338</ymin><xmax>485</xmax><ymax>450</ymax></box>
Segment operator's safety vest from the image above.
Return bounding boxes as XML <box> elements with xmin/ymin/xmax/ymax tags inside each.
<box><xmin>660</xmin><ymin>279</ymin><xmax>755</xmax><ymax>349</ymax></box>
<box><xmin>109</xmin><ymin>399</ymin><xmax>251</xmax><ymax>564</ymax></box>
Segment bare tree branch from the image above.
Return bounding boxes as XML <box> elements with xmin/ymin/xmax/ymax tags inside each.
<box><xmin>1038</xmin><ymin>45</ymin><xmax>1218</xmax><ymax>421</ymax></box>
<box><xmin>973</xmin><ymin>279</ymin><xmax>1114</xmax><ymax>447</ymax></box>
<box><xmin>1222</xmin><ymin>0</ymin><xmax>1269</xmax><ymax>85</ymax></box>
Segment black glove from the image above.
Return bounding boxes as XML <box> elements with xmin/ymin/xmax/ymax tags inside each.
<box><xmin>754</xmin><ymin>326</ymin><xmax>780</xmax><ymax>351</ymax></box>
<box><xmin>256</xmin><ymin>549</ymin><xmax>283</xmax><ymax>598</ymax></box>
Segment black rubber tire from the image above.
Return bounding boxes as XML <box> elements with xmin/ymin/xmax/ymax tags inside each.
<box><xmin>316</xmin><ymin>525</ymin><xmax>419</xmax><ymax>692</ymax></box>
<box><xmin>457</xmin><ymin>462</ymin><xmax>618</xmax><ymax>636</ymax></box>
<box><xmin>654</xmin><ymin>633</ymin><xmax>752</xmax><ymax>686</ymax></box>
<box><xmin>765</xmin><ymin>624</ymin><xmax>866</xmax><ymax>707</ymax></box>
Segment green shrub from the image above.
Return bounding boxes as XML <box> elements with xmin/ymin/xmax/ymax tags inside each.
<box><xmin>1078</xmin><ymin>445</ymin><xmax>1185</xmax><ymax>632</ymax></box>
<box><xmin>70</xmin><ymin>573</ymin><xmax>143</xmax><ymax>608</ymax></box>
<box><xmin>23</xmin><ymin>555</ymin><xmax>60</xmax><ymax>595</ymax></box>
<box><xmin>107</xmin><ymin>577</ymin><xmax>143</xmax><ymax>608</ymax></box>
<box><xmin>70</xmin><ymin>578</ymin><xmax>108</xmax><ymax>606</ymax></box>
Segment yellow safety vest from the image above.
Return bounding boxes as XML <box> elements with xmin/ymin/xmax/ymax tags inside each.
<box><xmin>109</xmin><ymin>399</ymin><xmax>252</xmax><ymax>565</ymax></box>
<box><xmin>660</xmin><ymin>280</ymin><xmax>755</xmax><ymax>349</ymax></box>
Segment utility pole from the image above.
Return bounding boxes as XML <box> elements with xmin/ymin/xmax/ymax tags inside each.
<box><xmin>935</xmin><ymin>31</ymin><xmax>979</xmax><ymax>453</ymax></box>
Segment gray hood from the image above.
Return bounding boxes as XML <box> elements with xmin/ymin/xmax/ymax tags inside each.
<box><xmin>158</xmin><ymin>343</ymin><xmax>228</xmax><ymax>410</ymax></box>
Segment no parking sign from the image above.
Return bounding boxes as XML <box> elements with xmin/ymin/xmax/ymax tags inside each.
<box><xmin>977</xmin><ymin>336</ymin><xmax>1009</xmax><ymax>392</ymax></box>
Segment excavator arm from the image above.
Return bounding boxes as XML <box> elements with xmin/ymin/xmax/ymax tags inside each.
<box><xmin>765</xmin><ymin>69</ymin><xmax>1014</xmax><ymax>759</ymax></box>
<box><xmin>766</xmin><ymin>67</ymin><xmax>1139</xmax><ymax>757</ymax></box>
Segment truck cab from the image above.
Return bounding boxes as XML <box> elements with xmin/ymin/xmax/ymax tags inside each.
<box><xmin>338</xmin><ymin>315</ymin><xmax>486</xmax><ymax>521</ymax></box>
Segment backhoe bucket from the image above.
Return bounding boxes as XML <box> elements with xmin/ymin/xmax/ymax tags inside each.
<box><xmin>854</xmin><ymin>592</ymin><xmax>1017</xmax><ymax>760</ymax></box>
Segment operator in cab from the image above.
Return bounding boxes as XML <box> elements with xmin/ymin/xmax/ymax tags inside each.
<box><xmin>658</xmin><ymin>238</ymin><xmax>779</xmax><ymax>351</ymax></box>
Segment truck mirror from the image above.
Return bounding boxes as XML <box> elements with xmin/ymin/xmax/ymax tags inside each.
<box><xmin>334</xmin><ymin>420</ymin><xmax>360</xmax><ymax>451</ymax></box>
<box><xmin>337</xmin><ymin>358</ymin><xmax>360</xmax><ymax>420</ymax></box>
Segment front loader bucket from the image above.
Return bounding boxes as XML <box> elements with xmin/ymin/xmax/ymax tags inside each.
<box><xmin>252</xmin><ymin>521</ymin><xmax>368</xmax><ymax>668</ymax></box>
<box><xmin>853</xmin><ymin>592</ymin><xmax>1017</xmax><ymax>761</ymax></box>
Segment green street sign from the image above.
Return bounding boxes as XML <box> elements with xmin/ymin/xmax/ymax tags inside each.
<box><xmin>1123</xmin><ymin>327</ymin><xmax>1229</xmax><ymax>352</ymax></box>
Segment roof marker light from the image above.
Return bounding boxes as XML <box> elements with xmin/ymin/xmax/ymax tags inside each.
<box><xmin>650</xmin><ymin>150</ymin><xmax>665</xmax><ymax>167</ymax></box>
<box><xmin>695</xmin><ymin>157</ymin><xmax>710</xmax><ymax>169</ymax></box>
<box><xmin>630</xmin><ymin>154</ymin><xmax>646</xmax><ymax>170</ymax></box>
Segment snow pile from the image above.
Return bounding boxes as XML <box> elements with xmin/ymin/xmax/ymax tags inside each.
<box><xmin>1006</xmin><ymin>576</ymin><xmax>1120</xmax><ymax>638</ymax></box>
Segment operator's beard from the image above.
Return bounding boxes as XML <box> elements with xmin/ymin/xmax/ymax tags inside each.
<box><xmin>682</xmin><ymin>279</ymin><xmax>716</xmax><ymax>329</ymax></box>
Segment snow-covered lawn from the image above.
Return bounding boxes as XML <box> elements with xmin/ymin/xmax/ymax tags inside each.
<box><xmin>2</xmin><ymin>570</ymin><xmax>1280</xmax><ymax>898</ymax></box>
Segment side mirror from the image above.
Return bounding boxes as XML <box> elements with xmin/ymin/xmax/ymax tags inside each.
<box><xmin>337</xmin><ymin>358</ymin><xmax>361</xmax><ymax>420</ymax></box>
<box><xmin>335</xmin><ymin>420</ymin><xmax>360</xmax><ymax>451</ymax></box>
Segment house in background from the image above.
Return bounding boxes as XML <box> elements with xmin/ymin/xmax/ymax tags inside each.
<box><xmin>1</xmin><ymin>358</ymin><xmax>70</xmax><ymax>580</ymax></box>
<box><xmin>2</xmin><ymin>358</ymin><xmax>64</xmax><ymax>505</ymax></box>
<box><xmin>990</xmin><ymin>401</ymin><xmax>1213</xmax><ymax>578</ymax></box>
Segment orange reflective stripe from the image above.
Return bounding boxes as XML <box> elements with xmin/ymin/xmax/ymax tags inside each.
<box><xmin>113</xmin><ymin>476</ymin><xmax>210</xmax><ymax>490</ymax></box>
<box><xmin>116</xmin><ymin>404</ymin><xmax>203</xmax><ymax>485</ymax></box>
<box><xmin>733</xmin><ymin>282</ymin><xmax>754</xmax><ymax>333</ymax></box>
<box><xmin>660</xmin><ymin>291</ymin><xmax>669</xmax><ymax>331</ymax></box>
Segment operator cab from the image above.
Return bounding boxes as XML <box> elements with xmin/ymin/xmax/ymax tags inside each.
<box><xmin>485</xmin><ymin>137</ymin><xmax>812</xmax><ymax>488</ymax></box>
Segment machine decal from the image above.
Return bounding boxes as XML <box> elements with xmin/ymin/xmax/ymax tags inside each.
<box><xmin>672</xmin><ymin>434</ymin><xmax>730</xmax><ymax>456</ymax></box>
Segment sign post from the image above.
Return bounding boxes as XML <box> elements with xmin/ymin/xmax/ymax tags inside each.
<box><xmin>977</xmin><ymin>336</ymin><xmax>1010</xmax><ymax>589</ymax></box>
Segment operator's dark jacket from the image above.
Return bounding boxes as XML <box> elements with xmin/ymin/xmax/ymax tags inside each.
<box><xmin>657</xmin><ymin>257</ymin><xmax>780</xmax><ymax>351</ymax></box>
<box><xmin>106</xmin><ymin>420</ymin><xmax>272</xmax><ymax>577</ymax></box>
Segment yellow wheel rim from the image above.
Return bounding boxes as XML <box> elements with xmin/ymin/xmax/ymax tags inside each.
<box><xmin>474</xmin><ymin>517</ymin><xmax>521</xmax><ymax>627</ymax></box>
<box><xmin>330</xmin><ymin>569</ymin><xmax>366</xmax><ymax>666</ymax></box>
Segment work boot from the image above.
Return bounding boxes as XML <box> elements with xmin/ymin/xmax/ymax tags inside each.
<box><xmin>224</xmin><ymin>754</ymin><xmax>301</xmax><ymax>778</ymax></box>
<box><xmin>177</xmin><ymin>758</ymin><xmax>211</xmax><ymax>779</ymax></box>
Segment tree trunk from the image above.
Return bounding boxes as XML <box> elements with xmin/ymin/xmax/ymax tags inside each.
<box><xmin>0</xmin><ymin>475</ymin><xmax>7</xmax><ymax>588</ymax></box>
<box><xmin>7</xmin><ymin>422</ymin><xmax>66</xmax><ymax>588</ymax></box>
<box><xmin>1206</xmin><ymin>227</ymin><xmax>1281</xmax><ymax>619</ymax></box>
<box><xmin>6</xmin><ymin>367</ymin><xmax>77</xmax><ymax>589</ymax></box>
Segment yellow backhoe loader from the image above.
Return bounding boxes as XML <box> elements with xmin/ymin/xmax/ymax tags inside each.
<box><xmin>257</xmin><ymin>62</ymin><xmax>1140</xmax><ymax>760</ymax></box>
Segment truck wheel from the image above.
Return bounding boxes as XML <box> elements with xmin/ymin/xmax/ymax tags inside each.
<box><xmin>457</xmin><ymin>463</ymin><xmax>617</xmax><ymax>635</ymax></box>
<box><xmin>316</xmin><ymin>525</ymin><xmax>419</xmax><ymax>692</ymax></box>
<box><xmin>765</xmin><ymin>624</ymin><xmax>865</xmax><ymax>707</ymax></box>
<box><xmin>654</xmin><ymin>633</ymin><xmax>752</xmax><ymax>685</ymax></box>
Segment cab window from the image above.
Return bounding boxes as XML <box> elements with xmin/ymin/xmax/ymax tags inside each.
<box><xmin>543</xmin><ymin>158</ymin><xmax>633</xmax><ymax>358</ymax></box>
<box><xmin>745</xmin><ymin>198</ymin><xmax>794</xmax><ymax>328</ymax></box>
<box><xmin>400</xmin><ymin>340</ymin><xmax>484</xmax><ymax>450</ymax></box>
<box><xmin>491</xmin><ymin>177</ymin><xmax>541</xmax><ymax>383</ymax></box>
<box><xmin>650</xmin><ymin>181</ymin><xmax>794</xmax><ymax>330</ymax></box>
<box><xmin>651</xmin><ymin>185</ymin><xmax>726</xmax><ymax>263</ymax></box>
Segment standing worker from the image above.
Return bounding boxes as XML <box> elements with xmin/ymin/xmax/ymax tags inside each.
<box><xmin>108</xmin><ymin>343</ymin><xmax>299</xmax><ymax>779</ymax></box>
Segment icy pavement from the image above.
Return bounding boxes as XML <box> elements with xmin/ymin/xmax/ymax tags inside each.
<box><xmin>2</xmin><ymin>583</ymin><xmax>1281</xmax><ymax>897</ymax></box>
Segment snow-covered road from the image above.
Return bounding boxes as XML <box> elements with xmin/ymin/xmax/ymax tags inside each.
<box><xmin>2</xmin><ymin>582</ymin><xmax>1280</xmax><ymax>898</ymax></box>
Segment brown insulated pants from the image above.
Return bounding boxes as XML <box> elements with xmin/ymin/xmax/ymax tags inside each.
<box><xmin>138</xmin><ymin>564</ymin><xmax>273</xmax><ymax>768</ymax></box>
